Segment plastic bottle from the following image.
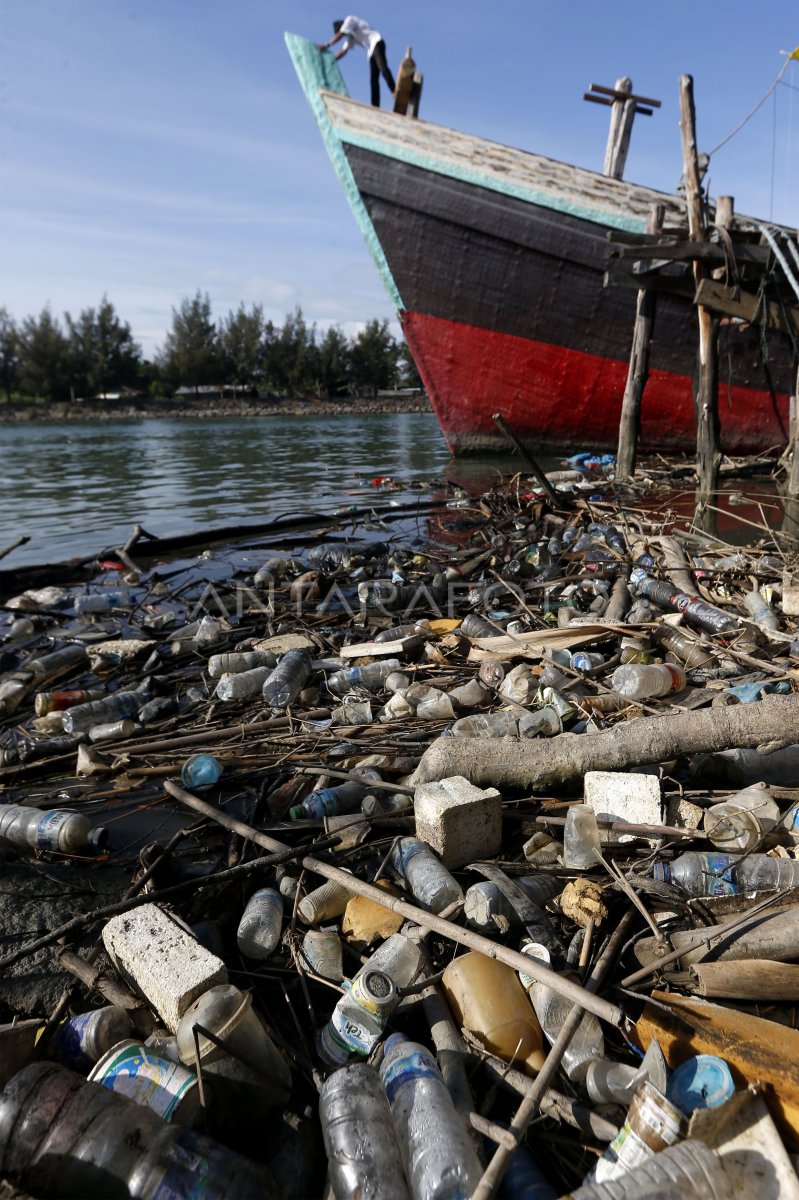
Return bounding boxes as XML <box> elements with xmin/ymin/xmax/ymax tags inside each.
<box><xmin>654</xmin><ymin>624</ymin><xmax>717</xmax><ymax>670</ymax></box>
<box><xmin>88</xmin><ymin>718</ymin><xmax>138</xmax><ymax>744</ymax></box>
<box><xmin>463</xmin><ymin>876</ymin><xmax>563</xmax><ymax>934</ymax></box>
<box><xmin>53</xmin><ymin>1006</ymin><xmax>133</xmax><ymax>1071</ymax></box>
<box><xmin>215</xmin><ymin>664</ymin><xmax>275</xmax><ymax>701</ymax></box>
<box><xmin>610</xmin><ymin>663</ymin><xmax>686</xmax><ymax>700</ymax></box>
<box><xmin>207</xmin><ymin>651</ymin><xmax>274</xmax><ymax>679</ymax></box>
<box><xmin>375</xmin><ymin>620</ymin><xmax>431</xmax><ymax>643</ymax></box>
<box><xmin>743</xmin><ymin>589</ymin><xmax>779</xmax><ymax>630</ymax></box>
<box><xmin>366</xmin><ymin>932</ymin><xmax>426</xmax><ymax>991</ymax></box>
<box><xmin>652</xmin><ymin>850</ymin><xmax>799</xmax><ymax>896</ymax></box>
<box><xmin>300</xmin><ymin>929</ymin><xmax>344</xmax><ymax>982</ymax></box>
<box><xmin>319</xmin><ymin>1063</ymin><xmax>410</xmax><ymax>1200</ymax></box>
<box><xmin>518</xmin><ymin>706</ymin><xmax>562</xmax><ymax>738</ymax></box>
<box><xmin>497</xmin><ymin>1144</ymin><xmax>556</xmax><ymax>1200</ymax></box>
<box><xmin>451</xmin><ymin>711</ymin><xmax>519</xmax><ymax>737</ymax></box>
<box><xmin>34</xmin><ymin>688</ymin><xmax>104</xmax><ymax>716</ymax></box>
<box><xmin>590</xmin><ymin>1081</ymin><xmax>687</xmax><ymax>1185</ymax></box>
<box><xmin>441</xmin><ymin>951</ymin><xmax>545</xmax><ymax>1071</ymax></box>
<box><xmin>389</xmin><ymin>837</ymin><xmax>464</xmax><ymax>913</ymax></box>
<box><xmin>618</xmin><ymin>636</ymin><xmax>650</xmax><ymax>665</ymax></box>
<box><xmin>571</xmin><ymin>652</ymin><xmax>605</xmax><ymax>674</ymax></box>
<box><xmin>180</xmin><ymin>753</ymin><xmax>222</xmax><ymax>790</ymax></box>
<box><xmin>327</xmin><ymin>659</ymin><xmax>403</xmax><ymax>696</ymax></box>
<box><xmin>318</xmin><ymin>968</ymin><xmax>398</xmax><ymax>1067</ymax></box>
<box><xmin>0</xmin><ymin>1062</ymin><xmax>275</xmax><ymax>1199</ymax></box>
<box><xmin>518</xmin><ymin>945</ymin><xmax>604</xmax><ymax>1082</ymax></box>
<box><xmin>289</xmin><ymin>769</ymin><xmax>381</xmax><ymax>821</ymax></box>
<box><xmin>631</xmin><ymin>574</ymin><xmax>738</xmax><ymax>635</ymax></box>
<box><xmin>261</xmin><ymin>648</ymin><xmax>312</xmax><ymax>709</ymax></box>
<box><xmin>73</xmin><ymin>591</ymin><xmax>131</xmax><ymax>614</ymax></box>
<box><xmin>460</xmin><ymin>613</ymin><xmax>497</xmax><ymax>638</ymax></box>
<box><xmin>563</xmin><ymin>805</ymin><xmax>602</xmax><ymax>869</ymax></box>
<box><xmin>0</xmin><ymin>805</ymin><xmax>107</xmax><ymax>854</ymax></box>
<box><xmin>379</xmin><ymin>1034</ymin><xmax>484</xmax><ymax>1200</ymax></box>
<box><xmin>253</xmin><ymin>557</ymin><xmax>289</xmax><ymax>586</ymax></box>
<box><xmin>568</xmin><ymin>1139</ymin><xmax>725</xmax><ymax>1199</ymax></box>
<box><xmin>703</xmin><ymin>783</ymin><xmax>780</xmax><ymax>852</ymax></box>
<box><xmin>26</xmin><ymin>644</ymin><xmax>88</xmax><ymax>674</ymax></box>
<box><xmin>62</xmin><ymin>690</ymin><xmax>143</xmax><ymax>734</ymax></box>
<box><xmin>235</xmin><ymin>887</ymin><xmax>284</xmax><ymax>959</ymax></box>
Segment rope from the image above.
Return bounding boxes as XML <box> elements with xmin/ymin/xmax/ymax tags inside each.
<box><xmin>708</xmin><ymin>52</ymin><xmax>796</xmax><ymax>159</ymax></box>
<box><xmin>759</xmin><ymin>225</ymin><xmax>799</xmax><ymax>304</ymax></box>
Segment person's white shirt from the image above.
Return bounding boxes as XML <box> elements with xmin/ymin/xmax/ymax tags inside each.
<box><xmin>339</xmin><ymin>15</ymin><xmax>382</xmax><ymax>59</ymax></box>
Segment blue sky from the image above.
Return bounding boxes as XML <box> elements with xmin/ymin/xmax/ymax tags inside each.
<box><xmin>3</xmin><ymin>1</ymin><xmax>798</xmax><ymax>359</ymax></box>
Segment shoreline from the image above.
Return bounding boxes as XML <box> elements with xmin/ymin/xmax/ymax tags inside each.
<box><xmin>0</xmin><ymin>394</ymin><xmax>432</xmax><ymax>424</ymax></box>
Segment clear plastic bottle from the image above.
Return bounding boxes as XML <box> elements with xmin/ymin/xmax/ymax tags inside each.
<box><xmin>463</xmin><ymin>877</ymin><xmax>563</xmax><ymax>934</ymax></box>
<box><xmin>73</xmin><ymin>591</ymin><xmax>131</xmax><ymax>614</ymax></box>
<box><xmin>374</xmin><ymin>620</ymin><xmax>431</xmax><ymax>643</ymax></box>
<box><xmin>0</xmin><ymin>1062</ymin><xmax>275</xmax><ymax>1199</ymax></box>
<box><xmin>610</xmin><ymin>663</ymin><xmax>686</xmax><ymax>700</ymax></box>
<box><xmin>563</xmin><ymin>805</ymin><xmax>602</xmax><ymax>869</ymax></box>
<box><xmin>300</xmin><ymin>929</ymin><xmax>344</xmax><ymax>982</ymax></box>
<box><xmin>62</xmin><ymin>691</ymin><xmax>143</xmax><ymax>734</ymax></box>
<box><xmin>53</xmin><ymin>1006</ymin><xmax>133</xmax><ymax>1071</ymax></box>
<box><xmin>570</xmin><ymin>652</ymin><xmax>606</xmax><ymax>674</ymax></box>
<box><xmin>318</xmin><ymin>969</ymin><xmax>398</xmax><ymax>1067</ymax></box>
<box><xmin>379</xmin><ymin>1034</ymin><xmax>484</xmax><ymax>1198</ymax></box>
<box><xmin>327</xmin><ymin>660</ymin><xmax>403</xmax><ymax>696</ymax></box>
<box><xmin>319</xmin><ymin>1063</ymin><xmax>410</xmax><ymax>1200</ymax></box>
<box><xmin>88</xmin><ymin>718</ymin><xmax>138</xmax><ymax>744</ymax></box>
<box><xmin>654</xmin><ymin>624</ymin><xmax>717</xmax><ymax>670</ymax></box>
<box><xmin>451</xmin><ymin>711</ymin><xmax>519</xmax><ymax>737</ymax></box>
<box><xmin>0</xmin><ymin>805</ymin><xmax>107</xmax><ymax>854</ymax></box>
<box><xmin>26</xmin><ymin>644</ymin><xmax>88</xmax><ymax>674</ymax></box>
<box><xmin>631</xmin><ymin>575</ymin><xmax>738</xmax><ymax>636</ymax></box>
<box><xmin>289</xmin><ymin>769</ymin><xmax>381</xmax><ymax>821</ymax></box>
<box><xmin>236</xmin><ymin>888</ymin><xmax>284</xmax><ymax>959</ymax></box>
<box><xmin>652</xmin><ymin>850</ymin><xmax>799</xmax><ymax>896</ymax></box>
<box><xmin>459</xmin><ymin>613</ymin><xmax>497</xmax><ymax>638</ymax></box>
<box><xmin>366</xmin><ymin>932</ymin><xmax>426</xmax><ymax>991</ymax></box>
<box><xmin>215</xmin><ymin>665</ymin><xmax>275</xmax><ymax>701</ymax></box>
<box><xmin>207</xmin><ymin>651</ymin><xmax>274</xmax><ymax>679</ymax></box>
<box><xmin>261</xmin><ymin>648</ymin><xmax>312</xmax><ymax>710</ymax></box>
<box><xmin>742</xmin><ymin>589</ymin><xmax>779</xmax><ymax>630</ymax></box>
<box><xmin>569</xmin><ymin>1139</ymin><xmax>725</xmax><ymax>1199</ymax></box>
<box><xmin>518</xmin><ymin>945</ymin><xmax>604</xmax><ymax>1083</ymax></box>
<box><xmin>389</xmin><ymin>838</ymin><xmax>464</xmax><ymax>913</ymax></box>
<box><xmin>181</xmin><ymin>754</ymin><xmax>222</xmax><ymax>790</ymax></box>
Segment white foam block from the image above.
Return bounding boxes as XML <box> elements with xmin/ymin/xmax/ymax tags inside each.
<box><xmin>103</xmin><ymin>903</ymin><xmax>227</xmax><ymax>1031</ymax></box>
<box><xmin>584</xmin><ymin>770</ymin><xmax>662</xmax><ymax>839</ymax></box>
<box><xmin>414</xmin><ymin>775</ymin><xmax>502</xmax><ymax>869</ymax></box>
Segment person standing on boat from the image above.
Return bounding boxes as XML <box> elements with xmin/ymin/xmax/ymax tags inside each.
<box><xmin>317</xmin><ymin>16</ymin><xmax>395</xmax><ymax>108</ymax></box>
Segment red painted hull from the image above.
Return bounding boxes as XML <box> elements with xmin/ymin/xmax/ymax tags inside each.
<box><xmin>402</xmin><ymin>311</ymin><xmax>790</xmax><ymax>455</ymax></box>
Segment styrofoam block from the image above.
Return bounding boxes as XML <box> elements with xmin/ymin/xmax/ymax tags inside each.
<box><xmin>102</xmin><ymin>903</ymin><xmax>227</xmax><ymax>1031</ymax></box>
<box><xmin>414</xmin><ymin>775</ymin><xmax>502</xmax><ymax>868</ymax></box>
<box><xmin>584</xmin><ymin>770</ymin><xmax>662</xmax><ymax>841</ymax></box>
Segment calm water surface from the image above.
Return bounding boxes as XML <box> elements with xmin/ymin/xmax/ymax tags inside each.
<box><xmin>0</xmin><ymin>413</ymin><xmax>521</xmax><ymax>567</ymax></box>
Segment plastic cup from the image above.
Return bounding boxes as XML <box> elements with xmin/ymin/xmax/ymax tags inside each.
<box><xmin>176</xmin><ymin>984</ymin><xmax>291</xmax><ymax>1098</ymax></box>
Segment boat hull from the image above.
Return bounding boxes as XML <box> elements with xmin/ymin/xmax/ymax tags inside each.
<box><xmin>287</xmin><ymin>34</ymin><xmax>792</xmax><ymax>456</ymax></box>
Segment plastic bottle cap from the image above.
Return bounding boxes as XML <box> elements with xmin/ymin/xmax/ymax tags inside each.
<box><xmin>666</xmin><ymin>1054</ymin><xmax>735</xmax><ymax>1111</ymax></box>
<box><xmin>288</xmin><ymin>806</ymin><xmax>303</xmax><ymax>821</ymax></box>
<box><xmin>652</xmin><ymin>862</ymin><xmax>670</xmax><ymax>883</ymax></box>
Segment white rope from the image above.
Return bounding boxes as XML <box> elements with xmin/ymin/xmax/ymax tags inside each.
<box><xmin>758</xmin><ymin>225</ymin><xmax>799</xmax><ymax>305</ymax></box>
<box><xmin>708</xmin><ymin>54</ymin><xmax>793</xmax><ymax>159</ymax></box>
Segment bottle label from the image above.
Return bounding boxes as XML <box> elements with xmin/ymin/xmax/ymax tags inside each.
<box><xmin>701</xmin><ymin>853</ymin><xmax>738</xmax><ymax>896</ymax></box>
<box><xmin>320</xmin><ymin>1008</ymin><xmax>373</xmax><ymax>1063</ymax></box>
<box><xmin>90</xmin><ymin>1043</ymin><xmax>196</xmax><ymax>1121</ymax></box>
<box><xmin>382</xmin><ymin>1049</ymin><xmax>439</xmax><ymax>1105</ymax></box>
<box><xmin>36</xmin><ymin>812</ymin><xmax>71</xmax><ymax>851</ymax></box>
<box><xmin>151</xmin><ymin>1129</ymin><xmax>241</xmax><ymax>1200</ymax></box>
<box><xmin>53</xmin><ymin>1010</ymin><xmax>97</xmax><ymax>1071</ymax></box>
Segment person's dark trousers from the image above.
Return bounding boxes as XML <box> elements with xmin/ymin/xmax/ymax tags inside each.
<box><xmin>370</xmin><ymin>40</ymin><xmax>395</xmax><ymax>106</ymax></box>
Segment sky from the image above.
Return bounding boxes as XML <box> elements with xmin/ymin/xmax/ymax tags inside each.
<box><xmin>3</xmin><ymin>1</ymin><xmax>799</xmax><ymax>360</ymax></box>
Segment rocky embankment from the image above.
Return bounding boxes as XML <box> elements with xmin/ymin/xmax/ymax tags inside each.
<box><xmin>0</xmin><ymin>394</ymin><xmax>431</xmax><ymax>423</ymax></box>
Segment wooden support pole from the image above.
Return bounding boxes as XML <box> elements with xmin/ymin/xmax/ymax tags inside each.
<box><xmin>603</xmin><ymin>77</ymin><xmax>634</xmax><ymax>179</ymax></box>
<box><xmin>679</xmin><ymin>75</ymin><xmax>721</xmax><ymax>504</ymax></box>
<box><xmin>616</xmin><ymin>204</ymin><xmax>664</xmax><ymax>478</ymax></box>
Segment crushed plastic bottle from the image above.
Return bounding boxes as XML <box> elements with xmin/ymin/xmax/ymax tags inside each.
<box><xmin>389</xmin><ymin>837</ymin><xmax>464</xmax><ymax>913</ymax></box>
<box><xmin>236</xmin><ymin>888</ymin><xmax>284</xmax><ymax>959</ymax></box>
<box><xmin>327</xmin><ymin>660</ymin><xmax>403</xmax><ymax>695</ymax></box>
<box><xmin>261</xmin><ymin>648</ymin><xmax>312</xmax><ymax>710</ymax></box>
<box><xmin>61</xmin><ymin>690</ymin><xmax>143</xmax><ymax>734</ymax></box>
<box><xmin>652</xmin><ymin>850</ymin><xmax>799</xmax><ymax>896</ymax></box>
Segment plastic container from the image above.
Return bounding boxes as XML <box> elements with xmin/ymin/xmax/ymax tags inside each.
<box><xmin>0</xmin><ymin>804</ymin><xmax>107</xmax><ymax>854</ymax></box>
<box><xmin>327</xmin><ymin>660</ymin><xmax>403</xmax><ymax>695</ymax></box>
<box><xmin>519</xmin><ymin>946</ymin><xmax>604</xmax><ymax>1082</ymax></box>
<box><xmin>87</xmin><ymin>1039</ymin><xmax>203</xmax><ymax>1126</ymax></box>
<box><xmin>289</xmin><ymin>770</ymin><xmax>381</xmax><ymax>821</ymax></box>
<box><xmin>261</xmin><ymin>648</ymin><xmax>312</xmax><ymax>709</ymax></box>
<box><xmin>181</xmin><ymin>753</ymin><xmax>222</xmax><ymax>790</ymax></box>
<box><xmin>463</xmin><ymin>877</ymin><xmax>562</xmax><ymax>934</ymax></box>
<box><xmin>632</xmin><ymin>575</ymin><xmax>738</xmax><ymax>636</ymax></box>
<box><xmin>215</xmin><ymin>665</ymin><xmax>275</xmax><ymax>701</ymax></box>
<box><xmin>442</xmin><ymin>951</ymin><xmax>545</xmax><ymax>1071</ymax></box>
<box><xmin>497</xmin><ymin>1144</ymin><xmax>557</xmax><ymax>1200</ymax></box>
<box><xmin>568</xmin><ymin>1139</ymin><xmax>726</xmax><ymax>1199</ymax></box>
<box><xmin>175</xmin><ymin>983</ymin><xmax>291</xmax><ymax>1106</ymax></box>
<box><xmin>563</xmin><ymin>804</ymin><xmax>602</xmax><ymax>869</ymax></box>
<box><xmin>655</xmin><ymin>624</ymin><xmax>717</xmax><ymax>670</ymax></box>
<box><xmin>300</xmin><ymin>928</ymin><xmax>344</xmax><ymax>981</ymax></box>
<box><xmin>366</xmin><ymin>932</ymin><xmax>425</xmax><ymax>991</ymax></box>
<box><xmin>236</xmin><ymin>888</ymin><xmax>284</xmax><ymax>959</ymax></box>
<box><xmin>34</xmin><ymin>688</ymin><xmax>103</xmax><ymax>716</ymax></box>
<box><xmin>53</xmin><ymin>1006</ymin><xmax>133</xmax><ymax>1072</ymax></box>
<box><xmin>592</xmin><ymin>1081</ymin><xmax>687</xmax><ymax>1184</ymax></box>
<box><xmin>298</xmin><ymin>877</ymin><xmax>355</xmax><ymax>925</ymax></box>
<box><xmin>518</xmin><ymin>706</ymin><xmax>562</xmax><ymax>737</ymax></box>
<box><xmin>88</xmin><ymin>718</ymin><xmax>138</xmax><ymax>744</ymax></box>
<box><xmin>319</xmin><ymin>1063</ymin><xmax>410</xmax><ymax>1200</ymax></box>
<box><xmin>610</xmin><ymin>663</ymin><xmax>686</xmax><ymax>700</ymax></box>
<box><xmin>703</xmin><ymin>785</ymin><xmax>780</xmax><ymax>852</ymax></box>
<box><xmin>451</xmin><ymin>710</ymin><xmax>519</xmax><ymax>737</ymax></box>
<box><xmin>318</xmin><ymin>968</ymin><xmax>398</xmax><ymax>1067</ymax></box>
<box><xmin>743</xmin><ymin>589</ymin><xmax>780</xmax><ymax>630</ymax></box>
<box><xmin>0</xmin><ymin>1062</ymin><xmax>275</xmax><ymax>1199</ymax></box>
<box><xmin>26</xmin><ymin>644</ymin><xmax>88</xmax><ymax>674</ymax></box>
<box><xmin>666</xmin><ymin>1054</ymin><xmax>735</xmax><ymax>1112</ymax></box>
<box><xmin>74</xmin><ymin>591</ymin><xmax>131</xmax><ymax>614</ymax></box>
<box><xmin>389</xmin><ymin>837</ymin><xmax>464</xmax><ymax>913</ymax></box>
<box><xmin>571</xmin><ymin>652</ymin><xmax>606</xmax><ymax>674</ymax></box>
<box><xmin>62</xmin><ymin>690</ymin><xmax>142</xmax><ymax>734</ymax></box>
<box><xmin>652</xmin><ymin>850</ymin><xmax>799</xmax><ymax>896</ymax></box>
<box><xmin>379</xmin><ymin>1034</ymin><xmax>484</xmax><ymax>1199</ymax></box>
<box><xmin>207</xmin><ymin>650</ymin><xmax>274</xmax><ymax>678</ymax></box>
<box><xmin>460</xmin><ymin>613</ymin><xmax>498</xmax><ymax>638</ymax></box>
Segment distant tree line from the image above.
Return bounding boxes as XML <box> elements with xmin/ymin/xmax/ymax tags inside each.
<box><xmin>0</xmin><ymin>291</ymin><xmax>422</xmax><ymax>404</ymax></box>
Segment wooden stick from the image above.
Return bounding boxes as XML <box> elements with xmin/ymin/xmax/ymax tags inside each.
<box><xmin>491</xmin><ymin>413</ymin><xmax>563</xmax><ymax>508</ymax></box>
<box><xmin>0</xmin><ymin>535</ymin><xmax>30</xmax><ymax>562</ymax></box>
<box><xmin>164</xmin><ymin>780</ymin><xmax>624</xmax><ymax>1026</ymax></box>
<box><xmin>617</xmin><ymin>204</ymin><xmax>663</xmax><ymax>478</ymax></box>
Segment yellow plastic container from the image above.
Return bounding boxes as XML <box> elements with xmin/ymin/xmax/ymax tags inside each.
<box><xmin>442</xmin><ymin>951</ymin><xmax>545</xmax><ymax>1071</ymax></box>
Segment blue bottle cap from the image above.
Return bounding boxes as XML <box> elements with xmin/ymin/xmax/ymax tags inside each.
<box><xmin>666</xmin><ymin>1054</ymin><xmax>735</xmax><ymax>1112</ymax></box>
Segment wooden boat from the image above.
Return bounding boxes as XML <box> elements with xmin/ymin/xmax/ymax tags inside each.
<box><xmin>287</xmin><ymin>34</ymin><xmax>794</xmax><ymax>455</ymax></box>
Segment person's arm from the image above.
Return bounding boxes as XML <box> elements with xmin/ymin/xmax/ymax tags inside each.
<box><xmin>317</xmin><ymin>28</ymin><xmax>348</xmax><ymax>56</ymax></box>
